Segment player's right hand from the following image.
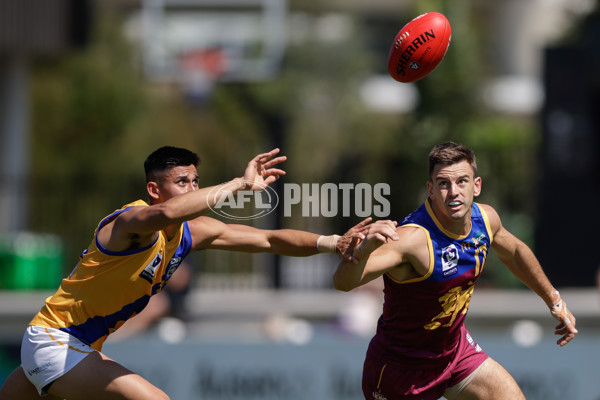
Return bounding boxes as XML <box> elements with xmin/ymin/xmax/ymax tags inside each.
<box><xmin>353</xmin><ymin>220</ymin><xmax>398</xmax><ymax>262</ymax></box>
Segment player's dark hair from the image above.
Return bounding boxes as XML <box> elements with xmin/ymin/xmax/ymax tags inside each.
<box><xmin>428</xmin><ymin>141</ymin><xmax>477</xmax><ymax>181</ymax></box>
<box><xmin>144</xmin><ymin>146</ymin><xmax>200</xmax><ymax>182</ymax></box>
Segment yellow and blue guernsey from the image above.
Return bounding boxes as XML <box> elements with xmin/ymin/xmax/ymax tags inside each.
<box><xmin>29</xmin><ymin>200</ymin><xmax>193</xmax><ymax>351</ymax></box>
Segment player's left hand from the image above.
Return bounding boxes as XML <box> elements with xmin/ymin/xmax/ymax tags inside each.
<box><xmin>549</xmin><ymin>293</ymin><xmax>578</xmax><ymax>346</ymax></box>
<box><xmin>242</xmin><ymin>148</ymin><xmax>287</xmax><ymax>189</ymax></box>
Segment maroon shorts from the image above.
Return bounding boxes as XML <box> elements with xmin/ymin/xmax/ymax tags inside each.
<box><xmin>362</xmin><ymin>325</ymin><xmax>488</xmax><ymax>400</ymax></box>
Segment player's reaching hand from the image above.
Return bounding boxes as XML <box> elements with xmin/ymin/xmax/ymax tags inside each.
<box><xmin>353</xmin><ymin>220</ymin><xmax>399</xmax><ymax>262</ymax></box>
<box><xmin>548</xmin><ymin>291</ymin><xmax>578</xmax><ymax>346</ymax></box>
<box><xmin>335</xmin><ymin>217</ymin><xmax>373</xmax><ymax>263</ymax></box>
<box><xmin>242</xmin><ymin>148</ymin><xmax>287</xmax><ymax>190</ymax></box>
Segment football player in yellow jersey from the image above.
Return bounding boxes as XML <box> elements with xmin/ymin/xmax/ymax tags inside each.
<box><xmin>0</xmin><ymin>146</ymin><xmax>372</xmax><ymax>400</ymax></box>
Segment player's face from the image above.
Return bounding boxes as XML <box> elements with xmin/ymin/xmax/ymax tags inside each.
<box><xmin>427</xmin><ymin>160</ymin><xmax>481</xmax><ymax>225</ymax></box>
<box><xmin>151</xmin><ymin>165</ymin><xmax>200</xmax><ymax>203</ymax></box>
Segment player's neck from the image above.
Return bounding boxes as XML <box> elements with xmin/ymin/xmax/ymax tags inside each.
<box><xmin>428</xmin><ymin>199</ymin><xmax>472</xmax><ymax>236</ymax></box>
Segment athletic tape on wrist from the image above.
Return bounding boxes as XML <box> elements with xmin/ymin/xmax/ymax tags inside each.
<box><xmin>317</xmin><ymin>235</ymin><xmax>340</xmax><ymax>253</ymax></box>
<box><xmin>549</xmin><ymin>290</ymin><xmax>561</xmax><ymax>309</ymax></box>
<box><xmin>549</xmin><ymin>290</ymin><xmax>573</xmax><ymax>327</ymax></box>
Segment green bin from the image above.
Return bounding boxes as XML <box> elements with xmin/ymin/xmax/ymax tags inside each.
<box><xmin>0</xmin><ymin>233</ymin><xmax>63</xmax><ymax>290</ymax></box>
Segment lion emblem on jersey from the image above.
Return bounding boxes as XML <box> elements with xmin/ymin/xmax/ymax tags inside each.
<box><xmin>424</xmin><ymin>283</ymin><xmax>475</xmax><ymax>330</ymax></box>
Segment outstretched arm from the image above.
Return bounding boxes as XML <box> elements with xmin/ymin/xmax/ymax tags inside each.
<box><xmin>125</xmin><ymin>149</ymin><xmax>286</xmax><ymax>232</ymax></box>
<box><xmin>190</xmin><ymin>217</ymin><xmax>374</xmax><ymax>262</ymax></box>
<box><xmin>482</xmin><ymin>204</ymin><xmax>578</xmax><ymax>346</ymax></box>
<box><xmin>99</xmin><ymin>149</ymin><xmax>286</xmax><ymax>252</ymax></box>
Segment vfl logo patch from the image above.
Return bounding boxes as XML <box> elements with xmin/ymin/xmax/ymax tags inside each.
<box><xmin>140</xmin><ymin>253</ymin><xmax>163</xmax><ymax>283</ymax></box>
<box><xmin>441</xmin><ymin>244</ymin><xmax>459</xmax><ymax>277</ymax></box>
<box><xmin>373</xmin><ymin>392</ymin><xmax>387</xmax><ymax>400</ymax></box>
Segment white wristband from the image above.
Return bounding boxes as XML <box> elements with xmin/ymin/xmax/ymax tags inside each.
<box><xmin>317</xmin><ymin>235</ymin><xmax>340</xmax><ymax>253</ymax></box>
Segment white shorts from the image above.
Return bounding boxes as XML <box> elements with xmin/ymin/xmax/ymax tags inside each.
<box><xmin>21</xmin><ymin>326</ymin><xmax>95</xmax><ymax>396</ymax></box>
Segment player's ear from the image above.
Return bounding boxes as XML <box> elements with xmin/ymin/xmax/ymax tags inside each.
<box><xmin>427</xmin><ymin>180</ymin><xmax>434</xmax><ymax>199</ymax></box>
<box><xmin>147</xmin><ymin>181</ymin><xmax>160</xmax><ymax>201</ymax></box>
<box><xmin>474</xmin><ymin>176</ymin><xmax>482</xmax><ymax>197</ymax></box>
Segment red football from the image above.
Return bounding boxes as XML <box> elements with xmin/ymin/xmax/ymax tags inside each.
<box><xmin>388</xmin><ymin>12</ymin><xmax>452</xmax><ymax>83</ymax></box>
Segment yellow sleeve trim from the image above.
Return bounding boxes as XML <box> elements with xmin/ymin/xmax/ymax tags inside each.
<box><xmin>385</xmin><ymin>223</ymin><xmax>434</xmax><ymax>284</ymax></box>
<box><xmin>475</xmin><ymin>203</ymin><xmax>494</xmax><ymax>243</ymax></box>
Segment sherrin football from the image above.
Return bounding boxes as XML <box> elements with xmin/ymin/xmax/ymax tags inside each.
<box><xmin>388</xmin><ymin>12</ymin><xmax>452</xmax><ymax>83</ymax></box>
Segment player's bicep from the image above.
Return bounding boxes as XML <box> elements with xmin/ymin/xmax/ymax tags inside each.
<box><xmin>97</xmin><ymin>206</ymin><xmax>161</xmax><ymax>251</ymax></box>
<box><xmin>364</xmin><ymin>225</ymin><xmax>430</xmax><ymax>276</ymax></box>
<box><xmin>479</xmin><ymin>203</ymin><xmax>517</xmax><ymax>261</ymax></box>
<box><xmin>485</xmin><ymin>208</ymin><xmax>525</xmax><ymax>265</ymax></box>
<box><xmin>113</xmin><ymin>205</ymin><xmax>171</xmax><ymax>235</ymax></box>
<box><xmin>491</xmin><ymin>226</ymin><xmax>521</xmax><ymax>264</ymax></box>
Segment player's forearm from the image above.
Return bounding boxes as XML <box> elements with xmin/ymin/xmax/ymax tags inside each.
<box><xmin>161</xmin><ymin>179</ymin><xmax>246</xmax><ymax>223</ymax></box>
<box><xmin>333</xmin><ymin>260</ymin><xmax>369</xmax><ymax>292</ymax></box>
<box><xmin>128</xmin><ymin>179</ymin><xmax>246</xmax><ymax>235</ymax></box>
<box><xmin>265</xmin><ymin>230</ymin><xmax>325</xmax><ymax>256</ymax></box>
<box><xmin>509</xmin><ymin>244</ymin><xmax>578</xmax><ymax>346</ymax></box>
<box><xmin>504</xmin><ymin>243</ymin><xmax>557</xmax><ymax>306</ymax></box>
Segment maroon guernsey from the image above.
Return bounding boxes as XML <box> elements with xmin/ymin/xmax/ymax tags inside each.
<box><xmin>362</xmin><ymin>200</ymin><xmax>493</xmax><ymax>399</ymax></box>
